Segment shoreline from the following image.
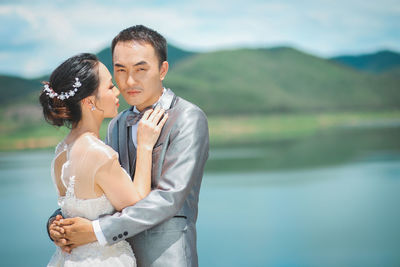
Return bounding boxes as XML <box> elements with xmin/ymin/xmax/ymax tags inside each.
<box><xmin>1</xmin><ymin>111</ymin><xmax>400</xmax><ymax>151</ymax></box>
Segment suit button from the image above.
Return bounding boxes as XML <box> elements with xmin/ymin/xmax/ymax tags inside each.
<box><xmin>124</xmin><ymin>231</ymin><xmax>128</xmax><ymax>236</ymax></box>
<box><xmin>113</xmin><ymin>236</ymin><xmax>117</xmax><ymax>241</ymax></box>
<box><xmin>118</xmin><ymin>234</ymin><xmax>123</xmax><ymax>238</ymax></box>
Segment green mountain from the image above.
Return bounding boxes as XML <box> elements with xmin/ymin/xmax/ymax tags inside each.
<box><xmin>163</xmin><ymin>47</ymin><xmax>400</xmax><ymax>114</ymax></box>
<box><xmin>1</xmin><ymin>45</ymin><xmax>399</xmax><ymax>150</ymax></box>
<box><xmin>331</xmin><ymin>50</ymin><xmax>400</xmax><ymax>73</ymax></box>
<box><xmin>0</xmin><ymin>44</ymin><xmax>195</xmax><ymax>107</ymax></box>
<box><xmin>1</xmin><ymin>46</ymin><xmax>399</xmax><ymax>118</ymax></box>
<box><xmin>0</xmin><ymin>75</ymin><xmax>42</xmax><ymax>105</ymax></box>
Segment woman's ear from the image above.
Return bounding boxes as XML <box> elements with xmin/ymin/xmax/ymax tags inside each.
<box><xmin>81</xmin><ymin>96</ymin><xmax>95</xmax><ymax>109</ymax></box>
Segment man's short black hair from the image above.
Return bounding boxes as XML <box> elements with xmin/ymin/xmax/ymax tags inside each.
<box><xmin>111</xmin><ymin>25</ymin><xmax>167</xmax><ymax>67</ymax></box>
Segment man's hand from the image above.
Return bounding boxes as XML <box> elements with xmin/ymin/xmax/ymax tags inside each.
<box><xmin>54</xmin><ymin>217</ymin><xmax>97</xmax><ymax>250</ymax></box>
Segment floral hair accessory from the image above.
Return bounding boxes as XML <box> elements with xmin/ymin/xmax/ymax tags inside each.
<box><xmin>43</xmin><ymin>77</ymin><xmax>81</xmax><ymax>100</ymax></box>
<box><xmin>43</xmin><ymin>84</ymin><xmax>58</xmax><ymax>98</ymax></box>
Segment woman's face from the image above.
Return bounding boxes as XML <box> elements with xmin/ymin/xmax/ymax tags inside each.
<box><xmin>94</xmin><ymin>62</ymin><xmax>120</xmax><ymax>118</ymax></box>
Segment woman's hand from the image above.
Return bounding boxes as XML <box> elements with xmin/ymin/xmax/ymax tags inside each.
<box><xmin>137</xmin><ymin>106</ymin><xmax>168</xmax><ymax>151</ymax></box>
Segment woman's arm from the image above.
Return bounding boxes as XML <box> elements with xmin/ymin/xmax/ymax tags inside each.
<box><xmin>96</xmin><ymin>107</ymin><xmax>168</xmax><ymax>211</ymax></box>
<box><xmin>132</xmin><ymin>106</ymin><xmax>168</xmax><ymax>199</ymax></box>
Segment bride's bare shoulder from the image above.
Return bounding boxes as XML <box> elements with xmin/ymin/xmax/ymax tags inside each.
<box><xmin>72</xmin><ymin>133</ymin><xmax>117</xmax><ymax>161</ymax></box>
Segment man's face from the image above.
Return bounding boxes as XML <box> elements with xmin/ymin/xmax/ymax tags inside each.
<box><xmin>113</xmin><ymin>41</ymin><xmax>168</xmax><ymax>111</ymax></box>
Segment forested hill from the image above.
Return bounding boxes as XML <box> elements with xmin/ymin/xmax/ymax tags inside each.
<box><xmin>164</xmin><ymin>47</ymin><xmax>400</xmax><ymax>114</ymax></box>
<box><xmin>1</xmin><ymin>46</ymin><xmax>399</xmax><ymax>116</ymax></box>
<box><xmin>331</xmin><ymin>50</ymin><xmax>400</xmax><ymax>73</ymax></box>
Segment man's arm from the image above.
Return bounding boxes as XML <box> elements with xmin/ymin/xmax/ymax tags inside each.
<box><xmin>99</xmin><ymin>107</ymin><xmax>209</xmax><ymax>244</ymax></box>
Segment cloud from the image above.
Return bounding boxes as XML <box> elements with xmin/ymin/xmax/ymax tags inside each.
<box><xmin>0</xmin><ymin>0</ymin><xmax>399</xmax><ymax>77</ymax></box>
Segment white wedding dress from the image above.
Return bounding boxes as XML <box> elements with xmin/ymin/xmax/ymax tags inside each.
<box><xmin>47</xmin><ymin>134</ymin><xmax>136</xmax><ymax>267</ymax></box>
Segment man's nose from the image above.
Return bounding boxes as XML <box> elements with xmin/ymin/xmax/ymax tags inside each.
<box><xmin>126</xmin><ymin>74</ymin><xmax>136</xmax><ymax>87</ymax></box>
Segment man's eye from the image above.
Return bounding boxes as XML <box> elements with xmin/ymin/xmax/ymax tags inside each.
<box><xmin>117</xmin><ymin>69</ymin><xmax>125</xmax><ymax>72</ymax></box>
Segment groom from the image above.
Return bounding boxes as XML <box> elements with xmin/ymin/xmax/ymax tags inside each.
<box><xmin>48</xmin><ymin>25</ymin><xmax>209</xmax><ymax>267</ymax></box>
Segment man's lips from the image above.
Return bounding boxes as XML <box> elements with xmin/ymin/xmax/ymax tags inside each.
<box><xmin>126</xmin><ymin>90</ymin><xmax>141</xmax><ymax>96</ymax></box>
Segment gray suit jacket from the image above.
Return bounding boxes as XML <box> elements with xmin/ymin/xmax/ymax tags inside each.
<box><xmin>101</xmin><ymin>88</ymin><xmax>209</xmax><ymax>267</ymax></box>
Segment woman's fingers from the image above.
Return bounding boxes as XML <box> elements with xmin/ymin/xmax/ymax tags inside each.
<box><xmin>141</xmin><ymin>106</ymin><xmax>165</xmax><ymax>125</ymax></box>
<box><xmin>156</xmin><ymin>113</ymin><xmax>168</xmax><ymax>131</ymax></box>
<box><xmin>148</xmin><ymin>106</ymin><xmax>161</xmax><ymax>122</ymax></box>
<box><xmin>50</xmin><ymin>229</ymin><xmax>63</xmax><ymax>240</ymax></box>
<box><xmin>54</xmin><ymin>239</ymin><xmax>66</xmax><ymax>247</ymax></box>
<box><xmin>53</xmin><ymin>225</ymin><xmax>65</xmax><ymax>234</ymax></box>
<box><xmin>152</xmin><ymin>108</ymin><xmax>165</xmax><ymax>124</ymax></box>
<box><xmin>49</xmin><ymin>221</ymin><xmax>65</xmax><ymax>240</ymax></box>
<box><xmin>142</xmin><ymin>109</ymin><xmax>153</xmax><ymax>120</ymax></box>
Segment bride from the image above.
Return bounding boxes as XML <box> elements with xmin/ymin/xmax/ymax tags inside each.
<box><xmin>40</xmin><ymin>53</ymin><xmax>167</xmax><ymax>266</ymax></box>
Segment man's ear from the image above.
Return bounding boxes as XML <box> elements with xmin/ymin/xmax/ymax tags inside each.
<box><xmin>159</xmin><ymin>61</ymin><xmax>169</xmax><ymax>81</ymax></box>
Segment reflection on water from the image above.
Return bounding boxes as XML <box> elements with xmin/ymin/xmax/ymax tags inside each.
<box><xmin>208</xmin><ymin>126</ymin><xmax>400</xmax><ymax>172</ymax></box>
<box><xmin>0</xmin><ymin>126</ymin><xmax>400</xmax><ymax>266</ymax></box>
<box><xmin>199</xmin><ymin>161</ymin><xmax>400</xmax><ymax>266</ymax></box>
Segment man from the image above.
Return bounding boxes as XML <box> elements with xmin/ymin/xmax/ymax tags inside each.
<box><xmin>48</xmin><ymin>25</ymin><xmax>209</xmax><ymax>267</ymax></box>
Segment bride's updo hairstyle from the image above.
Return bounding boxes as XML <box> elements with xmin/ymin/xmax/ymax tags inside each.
<box><xmin>39</xmin><ymin>53</ymin><xmax>100</xmax><ymax>128</ymax></box>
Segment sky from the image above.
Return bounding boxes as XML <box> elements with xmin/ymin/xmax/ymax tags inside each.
<box><xmin>1</xmin><ymin>0</ymin><xmax>399</xmax><ymax>78</ymax></box>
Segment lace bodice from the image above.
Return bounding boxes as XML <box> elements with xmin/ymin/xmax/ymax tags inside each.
<box><xmin>51</xmin><ymin>135</ymin><xmax>118</xmax><ymax>220</ymax></box>
<box><xmin>59</xmin><ymin>176</ymin><xmax>114</xmax><ymax>220</ymax></box>
<box><xmin>48</xmin><ymin>134</ymin><xmax>136</xmax><ymax>266</ymax></box>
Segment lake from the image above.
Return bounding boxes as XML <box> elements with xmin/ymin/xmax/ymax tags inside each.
<box><xmin>0</xmin><ymin>126</ymin><xmax>399</xmax><ymax>266</ymax></box>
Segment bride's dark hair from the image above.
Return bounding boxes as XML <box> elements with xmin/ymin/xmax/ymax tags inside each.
<box><xmin>39</xmin><ymin>53</ymin><xmax>100</xmax><ymax>128</ymax></box>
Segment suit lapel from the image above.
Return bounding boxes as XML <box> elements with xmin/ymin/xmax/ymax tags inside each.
<box><xmin>152</xmin><ymin>88</ymin><xmax>176</xmax><ymax>149</ymax></box>
<box><xmin>125</xmin><ymin>88</ymin><xmax>177</xmax><ymax>178</ymax></box>
<box><xmin>128</xmin><ymin>127</ymin><xmax>137</xmax><ymax>178</ymax></box>
<box><xmin>118</xmin><ymin>110</ymin><xmax>130</xmax><ymax>173</ymax></box>
<box><xmin>158</xmin><ymin>88</ymin><xmax>175</xmax><ymax>111</ymax></box>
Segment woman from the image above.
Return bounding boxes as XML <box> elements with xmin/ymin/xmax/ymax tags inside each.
<box><xmin>40</xmin><ymin>53</ymin><xmax>167</xmax><ymax>266</ymax></box>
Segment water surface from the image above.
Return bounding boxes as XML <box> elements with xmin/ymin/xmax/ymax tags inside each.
<box><xmin>1</xmin><ymin>126</ymin><xmax>400</xmax><ymax>266</ymax></box>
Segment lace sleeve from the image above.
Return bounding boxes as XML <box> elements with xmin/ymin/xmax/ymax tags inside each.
<box><xmin>51</xmin><ymin>141</ymin><xmax>67</xmax><ymax>197</ymax></box>
<box><xmin>54</xmin><ymin>140</ymin><xmax>66</xmax><ymax>156</ymax></box>
<box><xmin>86</xmin><ymin>142</ymin><xmax>119</xmax><ymax>177</ymax></box>
<box><xmin>72</xmin><ymin>136</ymin><xmax>119</xmax><ymax>198</ymax></box>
